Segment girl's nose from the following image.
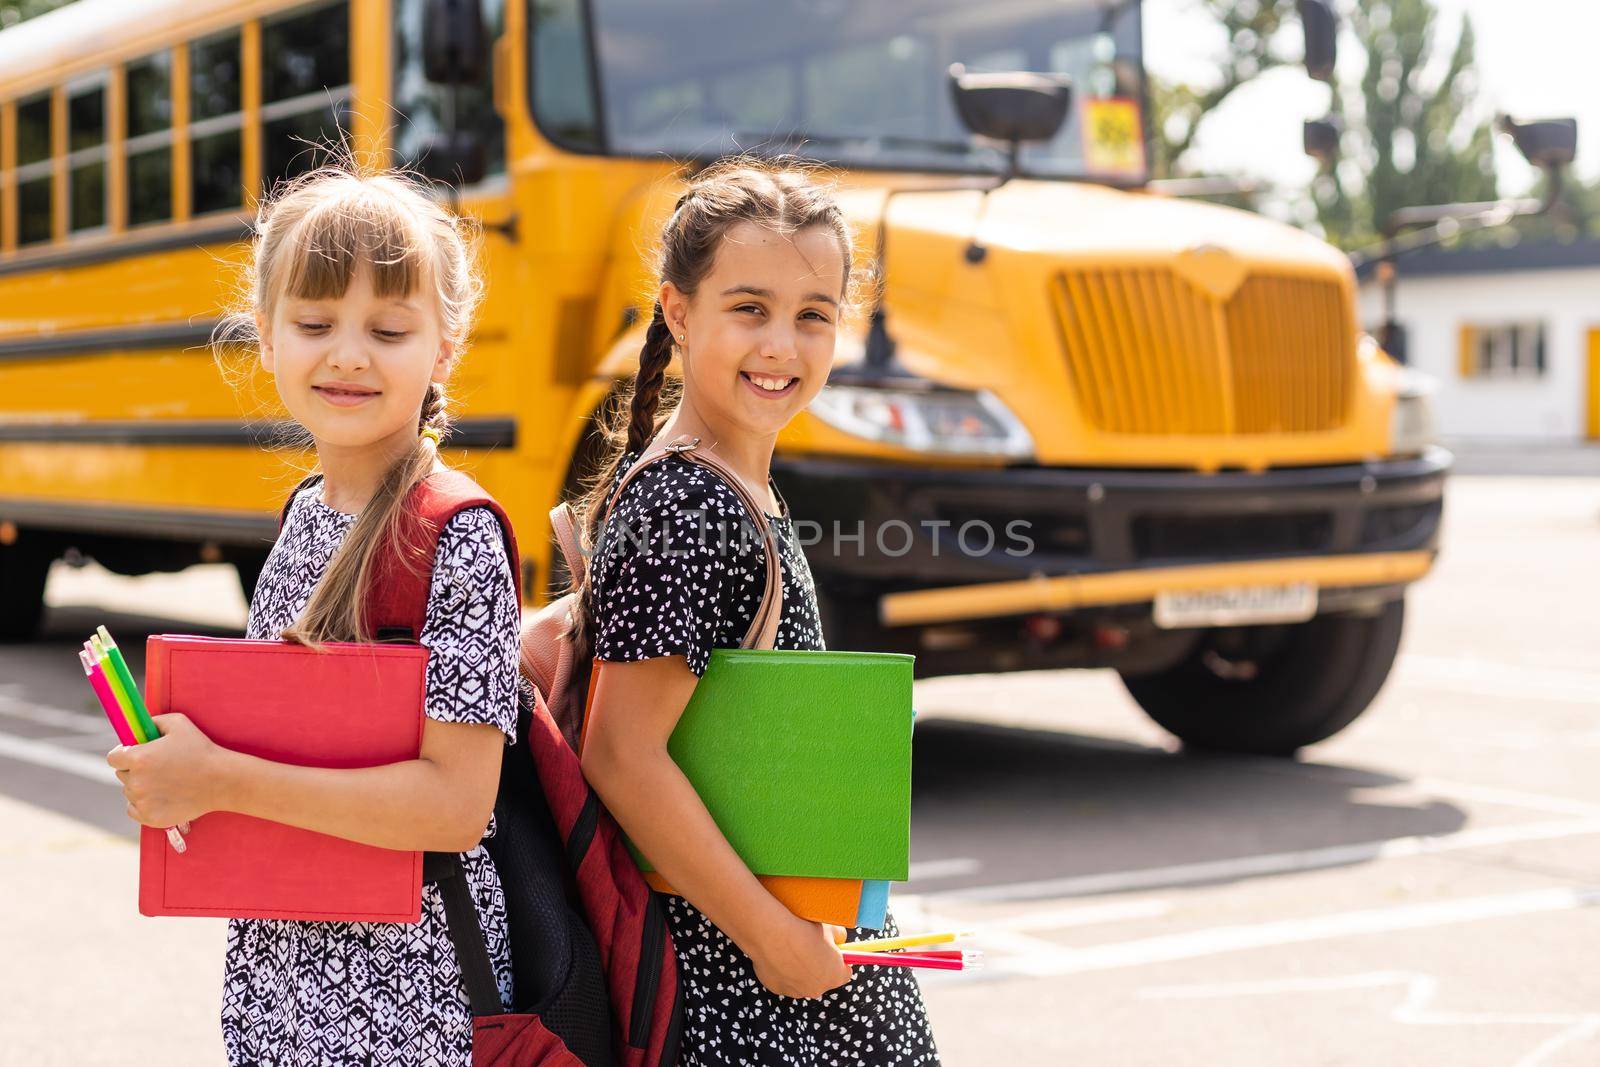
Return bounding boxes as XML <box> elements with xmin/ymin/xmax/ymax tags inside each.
<box><xmin>326</xmin><ymin>343</ymin><xmax>370</xmax><ymax>374</ymax></box>
<box><xmin>759</xmin><ymin>323</ymin><xmax>798</xmax><ymax>361</ymax></box>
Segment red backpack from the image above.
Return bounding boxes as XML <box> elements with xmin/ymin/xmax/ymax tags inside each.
<box><xmin>279</xmin><ymin>469</ymin><xmax>682</xmax><ymax>1067</ymax></box>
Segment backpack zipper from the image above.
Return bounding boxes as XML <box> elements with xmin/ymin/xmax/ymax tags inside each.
<box><xmin>630</xmin><ymin>891</ymin><xmax>667</xmax><ymax>1048</ymax></box>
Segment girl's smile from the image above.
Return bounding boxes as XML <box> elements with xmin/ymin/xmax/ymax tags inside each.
<box><xmin>739</xmin><ymin>370</ymin><xmax>800</xmax><ymax>398</ymax></box>
<box><xmin>312</xmin><ymin>380</ymin><xmax>384</xmax><ymax>407</ymax></box>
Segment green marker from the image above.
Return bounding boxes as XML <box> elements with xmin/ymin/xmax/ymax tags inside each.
<box><xmin>95</xmin><ymin>626</ymin><xmax>160</xmax><ymax>742</ymax></box>
<box><xmin>88</xmin><ymin>635</ymin><xmax>146</xmax><ymax>744</ymax></box>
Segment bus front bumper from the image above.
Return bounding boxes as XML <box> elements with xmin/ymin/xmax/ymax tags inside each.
<box><xmin>771</xmin><ymin>446</ymin><xmax>1450</xmax><ymax>628</ymax></box>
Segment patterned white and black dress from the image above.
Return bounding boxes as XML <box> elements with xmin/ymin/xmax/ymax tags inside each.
<box><xmin>220</xmin><ymin>481</ymin><xmax>521</xmax><ymax>1066</ymax></box>
<box><xmin>588</xmin><ymin>450</ymin><xmax>941</xmax><ymax>1067</ymax></box>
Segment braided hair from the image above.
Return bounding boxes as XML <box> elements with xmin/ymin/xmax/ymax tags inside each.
<box><xmin>561</xmin><ymin>157</ymin><xmax>855</xmax><ymax>676</ymax></box>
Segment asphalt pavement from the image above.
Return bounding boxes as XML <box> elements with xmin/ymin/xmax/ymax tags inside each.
<box><xmin>2</xmin><ymin>467</ymin><xmax>1597</xmax><ymax>1065</ymax></box>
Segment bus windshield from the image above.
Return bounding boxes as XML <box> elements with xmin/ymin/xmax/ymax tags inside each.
<box><xmin>532</xmin><ymin>0</ymin><xmax>1147</xmax><ymax>182</ymax></box>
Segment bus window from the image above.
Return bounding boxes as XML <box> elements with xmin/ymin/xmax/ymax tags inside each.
<box><xmin>261</xmin><ymin>0</ymin><xmax>351</xmax><ymax>186</ymax></box>
<box><xmin>528</xmin><ymin>0</ymin><xmax>601</xmax><ymax>151</ymax></box>
<box><xmin>190</xmin><ymin>29</ymin><xmax>244</xmax><ymax>215</ymax></box>
<box><xmin>67</xmin><ymin>76</ymin><xmax>108</xmax><ymax>233</ymax></box>
<box><xmin>125</xmin><ymin>51</ymin><xmax>174</xmax><ymax>227</ymax></box>
<box><xmin>15</xmin><ymin>91</ymin><xmax>52</xmax><ymax>246</ymax></box>
<box><xmin>393</xmin><ymin>0</ymin><xmax>505</xmax><ymax>181</ymax></box>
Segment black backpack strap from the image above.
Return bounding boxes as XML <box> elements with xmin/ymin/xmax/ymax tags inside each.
<box><xmin>424</xmin><ymin>851</ymin><xmax>506</xmax><ymax>1017</ymax></box>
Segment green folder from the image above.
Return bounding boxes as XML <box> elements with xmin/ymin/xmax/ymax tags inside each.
<box><xmin>633</xmin><ymin>648</ymin><xmax>915</xmax><ymax>882</ymax></box>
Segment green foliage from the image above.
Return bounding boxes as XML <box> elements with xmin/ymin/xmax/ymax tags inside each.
<box><xmin>0</xmin><ymin>0</ymin><xmax>75</xmax><ymax>29</ymax></box>
<box><xmin>1149</xmin><ymin>0</ymin><xmax>1303</xmax><ymax>180</ymax></box>
<box><xmin>1313</xmin><ymin>0</ymin><xmax>1498</xmax><ymax>250</ymax></box>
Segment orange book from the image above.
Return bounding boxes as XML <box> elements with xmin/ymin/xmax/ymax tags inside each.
<box><xmin>642</xmin><ymin>871</ymin><xmax>865</xmax><ymax>928</ymax></box>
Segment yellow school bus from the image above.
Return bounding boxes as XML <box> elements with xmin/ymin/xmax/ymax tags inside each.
<box><xmin>0</xmin><ymin>0</ymin><xmax>1447</xmax><ymax>754</ymax></box>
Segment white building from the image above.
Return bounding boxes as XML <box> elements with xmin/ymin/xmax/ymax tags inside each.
<box><xmin>1356</xmin><ymin>239</ymin><xmax>1600</xmax><ymax>442</ymax></box>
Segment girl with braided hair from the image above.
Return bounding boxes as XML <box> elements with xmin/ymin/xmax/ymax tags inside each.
<box><xmin>109</xmin><ymin>163</ymin><xmax>523</xmax><ymax>1064</ymax></box>
<box><xmin>569</xmin><ymin>158</ymin><xmax>940</xmax><ymax>1066</ymax></box>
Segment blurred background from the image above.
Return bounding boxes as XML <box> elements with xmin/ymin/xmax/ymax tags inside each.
<box><xmin>0</xmin><ymin>0</ymin><xmax>1595</xmax><ymax>1063</ymax></box>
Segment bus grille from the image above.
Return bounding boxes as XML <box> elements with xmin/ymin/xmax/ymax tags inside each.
<box><xmin>1048</xmin><ymin>268</ymin><xmax>1352</xmax><ymax>435</ymax></box>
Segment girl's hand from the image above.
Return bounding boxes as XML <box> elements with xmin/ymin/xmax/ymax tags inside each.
<box><xmin>107</xmin><ymin>713</ymin><xmax>229</xmax><ymax>828</ymax></box>
<box><xmin>745</xmin><ymin>916</ymin><xmax>853</xmax><ymax>1000</ymax></box>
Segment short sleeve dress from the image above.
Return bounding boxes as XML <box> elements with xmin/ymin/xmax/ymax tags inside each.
<box><xmin>219</xmin><ymin>481</ymin><xmax>521</xmax><ymax>1066</ymax></box>
<box><xmin>588</xmin><ymin>449</ymin><xmax>941</xmax><ymax>1067</ymax></box>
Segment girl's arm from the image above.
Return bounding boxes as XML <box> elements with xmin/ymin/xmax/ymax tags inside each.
<box><xmin>112</xmin><ymin>507</ymin><xmax>521</xmax><ymax>854</ymax></box>
<box><xmin>581</xmin><ymin>656</ymin><xmax>853</xmax><ymax>1000</ymax></box>
<box><xmin>110</xmin><ymin>712</ymin><xmax>503</xmax><ymax>853</ymax></box>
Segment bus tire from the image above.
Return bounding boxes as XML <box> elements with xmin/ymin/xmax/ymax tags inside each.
<box><xmin>1119</xmin><ymin>598</ymin><xmax>1405</xmax><ymax>757</ymax></box>
<box><xmin>0</xmin><ymin>539</ymin><xmax>54</xmax><ymax>643</ymax></box>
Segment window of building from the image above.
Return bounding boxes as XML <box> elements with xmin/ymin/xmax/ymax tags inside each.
<box><xmin>15</xmin><ymin>91</ymin><xmax>53</xmax><ymax>245</ymax></box>
<box><xmin>67</xmin><ymin>77</ymin><xmax>109</xmax><ymax>233</ymax></box>
<box><xmin>261</xmin><ymin>0</ymin><xmax>352</xmax><ymax>187</ymax></box>
<box><xmin>190</xmin><ymin>29</ymin><xmax>245</xmax><ymax>215</ymax></box>
<box><xmin>126</xmin><ymin>51</ymin><xmax>174</xmax><ymax>226</ymax></box>
<box><xmin>1460</xmin><ymin>322</ymin><xmax>1546</xmax><ymax>380</ymax></box>
<box><xmin>392</xmin><ymin>0</ymin><xmax>505</xmax><ymax>181</ymax></box>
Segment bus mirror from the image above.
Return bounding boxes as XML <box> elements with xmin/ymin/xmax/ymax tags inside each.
<box><xmin>1497</xmin><ymin>116</ymin><xmax>1578</xmax><ymax>171</ymax></box>
<box><xmin>947</xmin><ymin>64</ymin><xmax>1072</xmax><ymax>177</ymax></box>
<box><xmin>414</xmin><ymin>132</ymin><xmax>488</xmax><ymax>187</ymax></box>
<box><xmin>423</xmin><ymin>0</ymin><xmax>488</xmax><ymax>85</ymax></box>
<box><xmin>1304</xmin><ymin>116</ymin><xmax>1341</xmax><ymax>167</ymax></box>
<box><xmin>1297</xmin><ymin>0</ymin><xmax>1338</xmax><ymax>82</ymax></box>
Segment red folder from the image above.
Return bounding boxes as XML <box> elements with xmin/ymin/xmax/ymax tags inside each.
<box><xmin>138</xmin><ymin>635</ymin><xmax>428</xmax><ymax>922</ymax></box>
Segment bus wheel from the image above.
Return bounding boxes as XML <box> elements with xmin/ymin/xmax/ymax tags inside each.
<box><xmin>1119</xmin><ymin>599</ymin><xmax>1405</xmax><ymax>757</ymax></box>
<box><xmin>0</xmin><ymin>539</ymin><xmax>54</xmax><ymax>643</ymax></box>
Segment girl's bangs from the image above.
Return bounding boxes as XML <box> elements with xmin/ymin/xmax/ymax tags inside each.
<box><xmin>279</xmin><ymin>192</ymin><xmax>430</xmax><ymax>303</ymax></box>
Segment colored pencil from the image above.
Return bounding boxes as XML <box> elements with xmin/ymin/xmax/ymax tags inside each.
<box><xmin>841</xmin><ymin>952</ymin><xmax>965</xmax><ymax>971</ymax></box>
<box><xmin>840</xmin><ymin>930</ymin><xmax>969</xmax><ymax>954</ymax></box>
<box><xmin>80</xmin><ymin>650</ymin><xmax>137</xmax><ymax>746</ymax></box>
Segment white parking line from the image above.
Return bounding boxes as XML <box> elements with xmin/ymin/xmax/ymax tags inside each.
<box><xmin>927</xmin><ymin>818</ymin><xmax>1600</xmax><ymax>904</ymax></box>
<box><xmin>0</xmin><ymin>731</ymin><xmax>117</xmax><ymax>785</ymax></box>
<box><xmin>1398</xmin><ymin>654</ymin><xmax>1600</xmax><ymax>707</ymax></box>
<box><xmin>0</xmin><ymin>687</ymin><xmax>103</xmax><ymax>735</ymax></box>
<box><xmin>997</xmin><ymin>885</ymin><xmax>1600</xmax><ymax>979</ymax></box>
<box><xmin>1138</xmin><ymin>970</ymin><xmax>1600</xmax><ymax>1067</ymax></box>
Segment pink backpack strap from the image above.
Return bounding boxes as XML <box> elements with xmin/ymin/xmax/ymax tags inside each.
<box><xmin>592</xmin><ymin>433</ymin><xmax>782</xmax><ymax>650</ymax></box>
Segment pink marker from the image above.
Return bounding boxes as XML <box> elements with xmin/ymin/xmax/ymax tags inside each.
<box><xmin>80</xmin><ymin>648</ymin><xmax>186</xmax><ymax>854</ymax></box>
<box><xmin>80</xmin><ymin>649</ymin><xmax>136</xmax><ymax>746</ymax></box>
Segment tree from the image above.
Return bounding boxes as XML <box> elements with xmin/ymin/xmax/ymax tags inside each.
<box><xmin>0</xmin><ymin>0</ymin><xmax>74</xmax><ymax>29</ymax></box>
<box><xmin>1312</xmin><ymin>0</ymin><xmax>1498</xmax><ymax>249</ymax></box>
<box><xmin>1149</xmin><ymin>0</ymin><xmax>1304</xmax><ymax>180</ymax></box>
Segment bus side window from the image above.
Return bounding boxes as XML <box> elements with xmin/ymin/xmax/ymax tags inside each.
<box><xmin>261</xmin><ymin>0</ymin><xmax>352</xmax><ymax>187</ymax></box>
<box><xmin>392</xmin><ymin>0</ymin><xmax>505</xmax><ymax>181</ymax></box>
<box><xmin>16</xmin><ymin>91</ymin><xmax>52</xmax><ymax>246</ymax></box>
<box><xmin>67</xmin><ymin>76</ymin><xmax>109</xmax><ymax>234</ymax></box>
<box><xmin>191</xmin><ymin>29</ymin><xmax>244</xmax><ymax>215</ymax></box>
<box><xmin>529</xmin><ymin>0</ymin><xmax>601</xmax><ymax>151</ymax></box>
<box><xmin>125</xmin><ymin>51</ymin><xmax>175</xmax><ymax>227</ymax></box>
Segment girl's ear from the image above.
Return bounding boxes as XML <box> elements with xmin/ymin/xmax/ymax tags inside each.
<box><xmin>659</xmin><ymin>282</ymin><xmax>689</xmax><ymax>341</ymax></box>
<box><xmin>431</xmin><ymin>338</ymin><xmax>456</xmax><ymax>385</ymax></box>
<box><xmin>256</xmin><ymin>314</ymin><xmax>276</xmax><ymax>374</ymax></box>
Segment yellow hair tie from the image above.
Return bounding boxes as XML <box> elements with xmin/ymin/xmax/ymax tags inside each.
<box><xmin>420</xmin><ymin>427</ymin><xmax>443</xmax><ymax>445</ymax></box>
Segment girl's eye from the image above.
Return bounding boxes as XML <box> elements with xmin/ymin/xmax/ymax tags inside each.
<box><xmin>375</xmin><ymin>330</ymin><xmax>409</xmax><ymax>341</ymax></box>
<box><xmin>735</xmin><ymin>304</ymin><xmax>764</xmax><ymax>315</ymax></box>
<box><xmin>802</xmin><ymin>310</ymin><xmax>832</xmax><ymax>323</ymax></box>
<box><xmin>295</xmin><ymin>322</ymin><xmax>330</xmax><ymax>334</ymax></box>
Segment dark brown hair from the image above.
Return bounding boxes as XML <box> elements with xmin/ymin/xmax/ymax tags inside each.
<box><xmin>563</xmin><ymin>157</ymin><xmax>856</xmax><ymax>671</ymax></box>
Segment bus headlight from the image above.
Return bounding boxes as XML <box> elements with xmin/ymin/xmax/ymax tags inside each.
<box><xmin>1390</xmin><ymin>369</ymin><xmax>1438</xmax><ymax>456</ymax></box>
<box><xmin>809</xmin><ymin>384</ymin><xmax>1034</xmax><ymax>458</ymax></box>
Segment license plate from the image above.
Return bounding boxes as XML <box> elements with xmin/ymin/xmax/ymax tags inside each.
<box><xmin>1153</xmin><ymin>583</ymin><xmax>1318</xmax><ymax>629</ymax></box>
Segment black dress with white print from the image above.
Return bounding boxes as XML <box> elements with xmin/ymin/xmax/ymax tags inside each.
<box><xmin>220</xmin><ymin>481</ymin><xmax>520</xmax><ymax>1066</ymax></box>
<box><xmin>588</xmin><ymin>449</ymin><xmax>940</xmax><ymax>1067</ymax></box>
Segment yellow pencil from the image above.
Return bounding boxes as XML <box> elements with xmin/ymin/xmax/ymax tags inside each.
<box><xmin>839</xmin><ymin>930</ymin><xmax>969</xmax><ymax>954</ymax></box>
